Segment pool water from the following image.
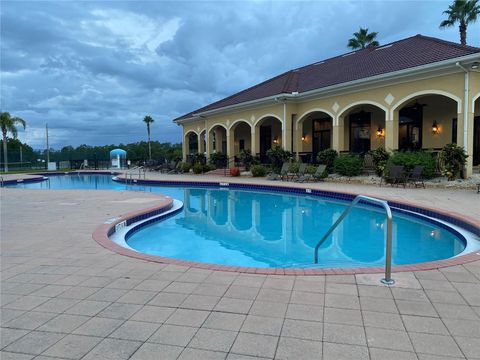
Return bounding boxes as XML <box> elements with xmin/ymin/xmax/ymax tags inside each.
<box><xmin>11</xmin><ymin>174</ymin><xmax>466</xmax><ymax>268</ymax></box>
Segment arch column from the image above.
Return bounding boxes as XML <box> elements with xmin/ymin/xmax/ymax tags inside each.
<box><xmin>332</xmin><ymin>116</ymin><xmax>345</xmax><ymax>152</ymax></box>
<box><xmin>385</xmin><ymin>111</ymin><xmax>398</xmax><ymax>152</ymax></box>
<box><xmin>182</xmin><ymin>136</ymin><xmax>187</xmax><ymax>161</ymax></box>
<box><xmin>226</xmin><ymin>131</ymin><xmax>234</xmax><ymax>160</ymax></box>
<box><xmin>250</xmin><ymin>127</ymin><xmax>256</xmax><ymax>155</ymax></box>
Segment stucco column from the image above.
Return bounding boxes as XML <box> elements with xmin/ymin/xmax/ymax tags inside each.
<box><xmin>385</xmin><ymin>111</ymin><xmax>398</xmax><ymax>152</ymax></box>
<box><xmin>465</xmin><ymin>111</ymin><xmax>474</xmax><ymax>177</ymax></box>
<box><xmin>294</xmin><ymin>123</ymin><xmax>300</xmax><ymax>159</ymax></box>
<box><xmin>226</xmin><ymin>130</ymin><xmax>234</xmax><ymax>161</ymax></box>
<box><xmin>254</xmin><ymin>126</ymin><xmax>260</xmax><ymax>157</ymax></box>
<box><xmin>250</xmin><ymin>128</ymin><xmax>256</xmax><ymax>155</ymax></box>
<box><xmin>283</xmin><ymin>115</ymin><xmax>292</xmax><ymax>152</ymax></box>
<box><xmin>332</xmin><ymin>116</ymin><xmax>345</xmax><ymax>152</ymax></box>
<box><xmin>182</xmin><ymin>132</ymin><xmax>187</xmax><ymax>162</ymax></box>
<box><xmin>197</xmin><ymin>134</ymin><xmax>202</xmax><ymax>154</ymax></box>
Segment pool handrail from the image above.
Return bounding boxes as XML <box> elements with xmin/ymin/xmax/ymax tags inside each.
<box><xmin>125</xmin><ymin>166</ymin><xmax>146</xmax><ymax>183</ymax></box>
<box><xmin>314</xmin><ymin>195</ymin><xmax>394</xmax><ymax>285</ymax></box>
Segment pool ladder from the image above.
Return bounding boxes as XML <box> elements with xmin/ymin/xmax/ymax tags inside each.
<box><xmin>125</xmin><ymin>166</ymin><xmax>146</xmax><ymax>183</ymax></box>
<box><xmin>314</xmin><ymin>195</ymin><xmax>395</xmax><ymax>285</ymax></box>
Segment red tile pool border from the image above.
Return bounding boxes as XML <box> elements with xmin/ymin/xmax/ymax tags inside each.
<box><xmin>92</xmin><ymin>177</ymin><xmax>480</xmax><ymax>275</ymax></box>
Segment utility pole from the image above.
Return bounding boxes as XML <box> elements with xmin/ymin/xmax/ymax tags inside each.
<box><xmin>46</xmin><ymin>123</ymin><xmax>50</xmax><ymax>168</ymax></box>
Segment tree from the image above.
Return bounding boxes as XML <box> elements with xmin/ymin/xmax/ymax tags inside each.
<box><xmin>347</xmin><ymin>27</ymin><xmax>380</xmax><ymax>50</ymax></box>
<box><xmin>440</xmin><ymin>0</ymin><xmax>479</xmax><ymax>45</ymax></box>
<box><xmin>1</xmin><ymin>112</ymin><xmax>26</xmax><ymax>172</ymax></box>
<box><xmin>143</xmin><ymin>115</ymin><xmax>155</xmax><ymax>160</ymax></box>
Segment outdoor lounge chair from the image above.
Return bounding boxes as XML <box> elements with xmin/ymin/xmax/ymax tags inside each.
<box><xmin>296</xmin><ymin>164</ymin><xmax>327</xmax><ymax>183</ymax></box>
<box><xmin>288</xmin><ymin>163</ymin><xmax>307</xmax><ymax>181</ymax></box>
<box><xmin>267</xmin><ymin>162</ymin><xmax>289</xmax><ymax>181</ymax></box>
<box><xmin>407</xmin><ymin>165</ymin><xmax>425</xmax><ymax>188</ymax></box>
<box><xmin>381</xmin><ymin>165</ymin><xmax>406</xmax><ymax>188</ymax></box>
<box><xmin>167</xmin><ymin>161</ymin><xmax>181</xmax><ymax>174</ymax></box>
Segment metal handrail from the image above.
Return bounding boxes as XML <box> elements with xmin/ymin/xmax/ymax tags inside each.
<box><xmin>314</xmin><ymin>195</ymin><xmax>394</xmax><ymax>285</ymax></box>
<box><xmin>0</xmin><ymin>176</ymin><xmax>4</xmax><ymax>187</ymax></box>
<box><xmin>125</xmin><ymin>166</ymin><xmax>146</xmax><ymax>183</ymax></box>
<box><xmin>223</xmin><ymin>156</ymin><xmax>236</xmax><ymax>177</ymax></box>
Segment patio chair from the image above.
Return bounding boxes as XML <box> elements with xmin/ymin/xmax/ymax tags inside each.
<box><xmin>288</xmin><ymin>163</ymin><xmax>307</xmax><ymax>181</ymax></box>
<box><xmin>267</xmin><ymin>162</ymin><xmax>289</xmax><ymax>181</ymax></box>
<box><xmin>296</xmin><ymin>164</ymin><xmax>327</xmax><ymax>183</ymax></box>
<box><xmin>477</xmin><ymin>183</ymin><xmax>479</xmax><ymax>194</ymax></box>
<box><xmin>167</xmin><ymin>161</ymin><xmax>181</xmax><ymax>174</ymax></box>
<box><xmin>381</xmin><ymin>165</ymin><xmax>406</xmax><ymax>188</ymax></box>
<box><xmin>407</xmin><ymin>165</ymin><xmax>425</xmax><ymax>188</ymax></box>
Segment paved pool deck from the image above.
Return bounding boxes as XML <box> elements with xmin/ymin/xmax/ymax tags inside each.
<box><xmin>1</xmin><ymin>173</ymin><xmax>480</xmax><ymax>359</ymax></box>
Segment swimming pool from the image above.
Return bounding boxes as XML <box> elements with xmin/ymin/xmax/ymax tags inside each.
<box><xmin>8</xmin><ymin>173</ymin><xmax>478</xmax><ymax>269</ymax></box>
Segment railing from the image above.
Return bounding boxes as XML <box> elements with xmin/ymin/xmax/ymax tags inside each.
<box><xmin>314</xmin><ymin>195</ymin><xmax>394</xmax><ymax>285</ymax></box>
<box><xmin>223</xmin><ymin>157</ymin><xmax>237</xmax><ymax>177</ymax></box>
<box><xmin>125</xmin><ymin>166</ymin><xmax>146</xmax><ymax>183</ymax></box>
<box><xmin>0</xmin><ymin>176</ymin><xmax>4</xmax><ymax>187</ymax></box>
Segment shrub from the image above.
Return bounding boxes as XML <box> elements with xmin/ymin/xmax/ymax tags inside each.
<box><xmin>193</xmin><ymin>153</ymin><xmax>206</xmax><ymax>165</ymax></box>
<box><xmin>230</xmin><ymin>167</ymin><xmax>240</xmax><ymax>177</ymax></box>
<box><xmin>192</xmin><ymin>163</ymin><xmax>204</xmax><ymax>174</ymax></box>
<box><xmin>251</xmin><ymin>165</ymin><xmax>267</xmax><ymax>177</ymax></box>
<box><xmin>439</xmin><ymin>143</ymin><xmax>468</xmax><ymax>180</ymax></box>
<box><xmin>202</xmin><ymin>164</ymin><xmax>214</xmax><ymax>172</ymax></box>
<box><xmin>333</xmin><ymin>154</ymin><xmax>363</xmax><ymax>177</ymax></box>
<box><xmin>316</xmin><ymin>149</ymin><xmax>338</xmax><ymax>173</ymax></box>
<box><xmin>238</xmin><ymin>149</ymin><xmax>255</xmax><ymax>170</ymax></box>
<box><xmin>209</xmin><ymin>152</ymin><xmax>227</xmax><ymax>168</ymax></box>
<box><xmin>368</xmin><ymin>147</ymin><xmax>390</xmax><ymax>176</ymax></box>
<box><xmin>180</xmin><ymin>162</ymin><xmax>191</xmax><ymax>173</ymax></box>
<box><xmin>266</xmin><ymin>145</ymin><xmax>292</xmax><ymax>173</ymax></box>
<box><xmin>387</xmin><ymin>151</ymin><xmax>436</xmax><ymax>179</ymax></box>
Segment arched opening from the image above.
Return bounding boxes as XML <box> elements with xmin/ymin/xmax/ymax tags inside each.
<box><xmin>296</xmin><ymin>110</ymin><xmax>333</xmax><ymax>163</ymax></box>
<box><xmin>208</xmin><ymin>125</ymin><xmax>227</xmax><ymax>156</ymax></box>
<box><xmin>393</xmin><ymin>94</ymin><xmax>458</xmax><ymax>151</ymax></box>
<box><xmin>339</xmin><ymin>104</ymin><xmax>386</xmax><ymax>154</ymax></box>
<box><xmin>473</xmin><ymin>96</ymin><xmax>480</xmax><ymax>168</ymax></box>
<box><xmin>230</xmin><ymin>121</ymin><xmax>252</xmax><ymax>157</ymax></box>
<box><xmin>185</xmin><ymin>132</ymin><xmax>199</xmax><ymax>163</ymax></box>
<box><xmin>255</xmin><ymin>116</ymin><xmax>282</xmax><ymax>163</ymax></box>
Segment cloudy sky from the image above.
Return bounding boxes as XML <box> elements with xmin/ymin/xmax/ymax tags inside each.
<box><xmin>1</xmin><ymin>0</ymin><xmax>479</xmax><ymax>149</ymax></box>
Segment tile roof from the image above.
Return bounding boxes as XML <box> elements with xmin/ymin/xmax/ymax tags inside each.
<box><xmin>174</xmin><ymin>35</ymin><xmax>480</xmax><ymax>122</ymax></box>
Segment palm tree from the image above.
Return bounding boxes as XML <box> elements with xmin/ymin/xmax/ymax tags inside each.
<box><xmin>347</xmin><ymin>27</ymin><xmax>380</xmax><ymax>50</ymax></box>
<box><xmin>143</xmin><ymin>115</ymin><xmax>154</xmax><ymax>160</ymax></box>
<box><xmin>1</xmin><ymin>112</ymin><xmax>26</xmax><ymax>172</ymax></box>
<box><xmin>440</xmin><ymin>0</ymin><xmax>479</xmax><ymax>45</ymax></box>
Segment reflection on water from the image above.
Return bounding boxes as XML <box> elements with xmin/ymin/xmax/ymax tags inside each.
<box><xmin>11</xmin><ymin>175</ymin><xmax>465</xmax><ymax>268</ymax></box>
<box><xmin>128</xmin><ymin>187</ymin><xmax>465</xmax><ymax>268</ymax></box>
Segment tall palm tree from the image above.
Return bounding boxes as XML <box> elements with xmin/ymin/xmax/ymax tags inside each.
<box><xmin>440</xmin><ymin>0</ymin><xmax>479</xmax><ymax>45</ymax></box>
<box><xmin>1</xmin><ymin>112</ymin><xmax>26</xmax><ymax>172</ymax></box>
<box><xmin>347</xmin><ymin>27</ymin><xmax>380</xmax><ymax>50</ymax></box>
<box><xmin>143</xmin><ymin>115</ymin><xmax>154</xmax><ymax>160</ymax></box>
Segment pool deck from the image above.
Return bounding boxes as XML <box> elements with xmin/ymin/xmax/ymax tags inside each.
<box><xmin>1</xmin><ymin>172</ymin><xmax>480</xmax><ymax>359</ymax></box>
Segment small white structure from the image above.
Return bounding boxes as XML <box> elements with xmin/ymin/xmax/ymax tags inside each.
<box><xmin>110</xmin><ymin>149</ymin><xmax>127</xmax><ymax>169</ymax></box>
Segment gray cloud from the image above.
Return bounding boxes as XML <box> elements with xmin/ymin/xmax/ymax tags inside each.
<box><xmin>1</xmin><ymin>0</ymin><xmax>478</xmax><ymax>149</ymax></box>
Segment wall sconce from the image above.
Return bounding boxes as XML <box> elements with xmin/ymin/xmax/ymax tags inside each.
<box><xmin>432</xmin><ymin>121</ymin><xmax>439</xmax><ymax>134</ymax></box>
<box><xmin>376</xmin><ymin>127</ymin><xmax>384</xmax><ymax>137</ymax></box>
<box><xmin>301</xmin><ymin>134</ymin><xmax>306</xmax><ymax>141</ymax></box>
<box><xmin>273</xmin><ymin>137</ymin><xmax>279</xmax><ymax>144</ymax></box>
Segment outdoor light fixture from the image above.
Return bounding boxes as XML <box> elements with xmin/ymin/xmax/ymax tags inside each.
<box><xmin>471</xmin><ymin>62</ymin><xmax>480</xmax><ymax>69</ymax></box>
<box><xmin>376</xmin><ymin>127</ymin><xmax>384</xmax><ymax>137</ymax></box>
<box><xmin>432</xmin><ymin>121</ymin><xmax>439</xmax><ymax>134</ymax></box>
<box><xmin>273</xmin><ymin>137</ymin><xmax>279</xmax><ymax>144</ymax></box>
<box><xmin>301</xmin><ymin>134</ymin><xmax>306</xmax><ymax>141</ymax></box>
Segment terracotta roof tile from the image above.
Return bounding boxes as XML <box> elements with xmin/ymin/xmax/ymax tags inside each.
<box><xmin>174</xmin><ymin>35</ymin><xmax>480</xmax><ymax>121</ymax></box>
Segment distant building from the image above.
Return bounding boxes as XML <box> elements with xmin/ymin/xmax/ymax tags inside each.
<box><xmin>174</xmin><ymin>35</ymin><xmax>480</xmax><ymax>175</ymax></box>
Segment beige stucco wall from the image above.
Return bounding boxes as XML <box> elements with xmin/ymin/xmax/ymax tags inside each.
<box><xmin>179</xmin><ymin>70</ymin><xmax>480</xmax><ymax>175</ymax></box>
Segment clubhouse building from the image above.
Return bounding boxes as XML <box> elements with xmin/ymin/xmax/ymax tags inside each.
<box><xmin>174</xmin><ymin>35</ymin><xmax>480</xmax><ymax>176</ymax></box>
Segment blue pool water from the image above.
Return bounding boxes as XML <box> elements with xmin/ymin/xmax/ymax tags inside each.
<box><xmin>10</xmin><ymin>174</ymin><xmax>467</xmax><ymax>268</ymax></box>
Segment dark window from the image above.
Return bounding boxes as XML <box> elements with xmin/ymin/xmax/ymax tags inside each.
<box><xmin>399</xmin><ymin>105</ymin><xmax>423</xmax><ymax>151</ymax></box>
<box><xmin>239</xmin><ymin>139</ymin><xmax>245</xmax><ymax>151</ymax></box>
<box><xmin>349</xmin><ymin>111</ymin><xmax>371</xmax><ymax>154</ymax></box>
<box><xmin>452</xmin><ymin>118</ymin><xmax>457</xmax><ymax>144</ymax></box>
<box><xmin>312</xmin><ymin>118</ymin><xmax>332</xmax><ymax>158</ymax></box>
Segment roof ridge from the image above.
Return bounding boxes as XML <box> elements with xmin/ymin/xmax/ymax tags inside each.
<box><xmin>293</xmin><ymin>34</ymin><xmax>424</xmax><ymax>72</ymax></box>
<box><xmin>414</xmin><ymin>34</ymin><xmax>480</xmax><ymax>51</ymax></box>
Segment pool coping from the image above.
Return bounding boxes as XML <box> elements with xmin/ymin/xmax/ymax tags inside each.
<box><xmin>88</xmin><ymin>176</ymin><xmax>480</xmax><ymax>276</ymax></box>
